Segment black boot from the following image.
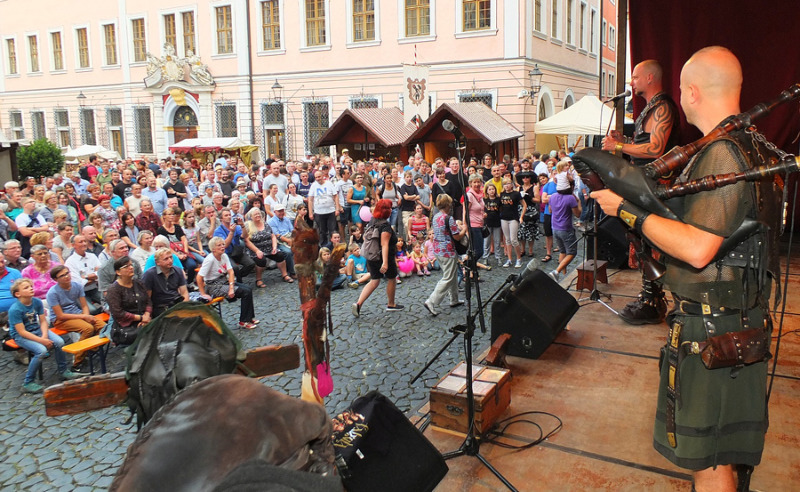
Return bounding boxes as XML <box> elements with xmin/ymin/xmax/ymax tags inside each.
<box><xmin>619</xmin><ymin>279</ymin><xmax>667</xmax><ymax>325</ymax></box>
<box><xmin>736</xmin><ymin>464</ymin><xmax>753</xmax><ymax>492</ymax></box>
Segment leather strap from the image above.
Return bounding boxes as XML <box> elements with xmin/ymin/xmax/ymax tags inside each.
<box><xmin>675</xmin><ymin>299</ymin><xmax>740</xmax><ymax>317</ymax></box>
<box><xmin>665</xmin><ymin>319</ymin><xmax>683</xmax><ymax>448</ymax></box>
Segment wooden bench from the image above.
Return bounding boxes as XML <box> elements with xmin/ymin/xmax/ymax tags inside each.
<box><xmin>209</xmin><ymin>296</ymin><xmax>225</xmax><ymax>317</ymax></box>
<box><xmin>3</xmin><ymin>312</ymin><xmax>112</xmax><ymax>378</ymax></box>
<box><xmin>62</xmin><ymin>336</ymin><xmax>111</xmax><ymax>375</ymax></box>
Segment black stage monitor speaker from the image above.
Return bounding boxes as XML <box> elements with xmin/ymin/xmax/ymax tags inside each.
<box><xmin>491</xmin><ymin>269</ymin><xmax>580</xmax><ymax>359</ymax></box>
<box><xmin>333</xmin><ymin>391</ymin><xmax>448</xmax><ymax>492</ymax></box>
<box><xmin>586</xmin><ymin>216</ymin><xmax>629</xmax><ymax>269</ymax></box>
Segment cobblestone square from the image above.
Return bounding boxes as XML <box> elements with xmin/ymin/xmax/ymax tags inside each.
<box><xmin>0</xmin><ymin>239</ymin><xmax>582</xmax><ymax>490</ymax></box>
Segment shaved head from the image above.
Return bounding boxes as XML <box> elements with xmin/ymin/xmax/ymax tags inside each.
<box><xmin>680</xmin><ymin>46</ymin><xmax>742</xmax><ymax>133</ymax></box>
<box><xmin>637</xmin><ymin>60</ymin><xmax>663</xmax><ymax>83</ymax></box>
<box><xmin>631</xmin><ymin>59</ymin><xmax>665</xmax><ymax>98</ymax></box>
<box><xmin>681</xmin><ymin>46</ymin><xmax>742</xmax><ymax>100</ymax></box>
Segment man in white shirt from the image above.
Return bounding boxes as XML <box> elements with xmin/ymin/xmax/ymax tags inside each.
<box><xmin>64</xmin><ymin>234</ymin><xmax>102</xmax><ymax>309</ymax></box>
<box><xmin>532</xmin><ymin>152</ymin><xmax>549</xmax><ymax>176</ymax></box>
<box><xmin>308</xmin><ymin>171</ymin><xmax>341</xmax><ymax>246</ymax></box>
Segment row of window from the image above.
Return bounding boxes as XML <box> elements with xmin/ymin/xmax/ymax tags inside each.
<box><xmin>3</xmin><ymin>0</ymin><xmax>605</xmax><ymax>75</ymax></box>
<box><xmin>7</xmin><ymin>88</ymin><xmax>498</xmax><ymax>159</ymax></box>
<box><xmin>8</xmin><ymin>108</ymin><xmax>153</xmax><ymax>156</ymax></box>
<box><xmin>532</xmin><ymin>0</ymin><xmax>606</xmax><ymax>52</ymax></box>
<box><xmin>3</xmin><ymin>12</ymin><xmax>195</xmax><ymax>74</ymax></box>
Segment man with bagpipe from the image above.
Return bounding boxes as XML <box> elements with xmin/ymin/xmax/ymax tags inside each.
<box><xmin>592</xmin><ymin>47</ymin><xmax>782</xmax><ymax>492</ymax></box>
<box><xmin>601</xmin><ymin>59</ymin><xmax>680</xmax><ymax>325</ymax></box>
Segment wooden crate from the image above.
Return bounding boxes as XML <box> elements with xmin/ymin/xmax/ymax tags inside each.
<box><xmin>429</xmin><ymin>363</ymin><xmax>511</xmax><ymax>434</ymax></box>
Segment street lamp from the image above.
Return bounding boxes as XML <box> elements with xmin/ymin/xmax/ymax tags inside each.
<box><xmin>77</xmin><ymin>91</ymin><xmax>87</xmax><ymax>107</ymax></box>
<box><xmin>271</xmin><ymin>79</ymin><xmax>283</xmax><ymax>103</ymax></box>
<box><xmin>528</xmin><ymin>64</ymin><xmax>543</xmax><ymax>101</ymax></box>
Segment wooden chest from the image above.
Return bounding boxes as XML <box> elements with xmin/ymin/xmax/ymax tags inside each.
<box><xmin>429</xmin><ymin>363</ymin><xmax>512</xmax><ymax>434</ymax></box>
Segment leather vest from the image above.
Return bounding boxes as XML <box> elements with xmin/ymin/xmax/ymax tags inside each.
<box><xmin>632</xmin><ymin>92</ymin><xmax>681</xmax><ymax>169</ymax></box>
<box><xmin>663</xmin><ymin>125</ymin><xmax>782</xmax><ymax>308</ymax></box>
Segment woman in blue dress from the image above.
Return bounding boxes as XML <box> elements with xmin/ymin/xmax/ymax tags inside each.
<box><xmin>347</xmin><ymin>172</ymin><xmax>371</xmax><ymax>233</ymax></box>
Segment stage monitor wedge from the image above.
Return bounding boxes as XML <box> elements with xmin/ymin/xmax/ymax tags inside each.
<box><xmin>491</xmin><ymin>269</ymin><xmax>579</xmax><ymax>359</ymax></box>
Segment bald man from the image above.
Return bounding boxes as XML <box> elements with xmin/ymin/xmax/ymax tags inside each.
<box><xmin>602</xmin><ymin>59</ymin><xmax>681</xmax><ymax>325</ymax></box>
<box><xmin>594</xmin><ymin>46</ymin><xmax>780</xmax><ymax>492</ymax></box>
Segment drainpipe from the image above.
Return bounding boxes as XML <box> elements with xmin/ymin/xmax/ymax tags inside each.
<box><xmin>246</xmin><ymin>0</ymin><xmax>256</xmax><ymax>145</ymax></box>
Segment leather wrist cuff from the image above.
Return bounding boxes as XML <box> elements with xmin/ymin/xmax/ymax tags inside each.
<box><xmin>617</xmin><ymin>200</ymin><xmax>650</xmax><ymax>235</ymax></box>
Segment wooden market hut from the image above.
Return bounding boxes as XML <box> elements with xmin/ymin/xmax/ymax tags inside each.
<box><xmin>403</xmin><ymin>102</ymin><xmax>523</xmax><ymax>165</ymax></box>
<box><xmin>316</xmin><ymin>107</ymin><xmax>417</xmax><ymax>163</ymax></box>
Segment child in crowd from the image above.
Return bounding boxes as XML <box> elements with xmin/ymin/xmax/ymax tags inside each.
<box><xmin>554</xmin><ymin>160</ymin><xmax>578</xmax><ymax>195</ymax></box>
<box><xmin>348</xmin><ymin>225</ymin><xmax>364</xmax><ymax>248</ymax></box>
<box><xmin>345</xmin><ymin>243</ymin><xmax>370</xmax><ymax>288</ymax></box>
<box><xmin>315</xmin><ymin>247</ymin><xmax>348</xmax><ymax>290</ymax></box>
<box><xmin>410</xmin><ymin>242</ymin><xmax>431</xmax><ymax>276</ymax></box>
<box><xmin>395</xmin><ymin>237</ymin><xmax>411</xmax><ymax>279</ymax></box>
<box><xmin>482</xmin><ymin>182</ymin><xmax>503</xmax><ymax>263</ymax></box>
<box><xmin>9</xmin><ymin>278</ymin><xmax>78</xmax><ymax>393</ymax></box>
<box><xmin>423</xmin><ymin>229</ymin><xmax>440</xmax><ymax>271</ymax></box>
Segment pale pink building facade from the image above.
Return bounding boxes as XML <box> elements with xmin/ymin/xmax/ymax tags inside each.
<box><xmin>1</xmin><ymin>0</ymin><xmax>611</xmax><ymax>161</ymax></box>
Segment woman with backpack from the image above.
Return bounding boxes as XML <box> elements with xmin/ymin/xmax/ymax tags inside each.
<box><xmin>351</xmin><ymin>199</ymin><xmax>403</xmax><ymax>317</ymax></box>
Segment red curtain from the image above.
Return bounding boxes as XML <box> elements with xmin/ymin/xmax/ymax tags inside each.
<box><xmin>629</xmin><ymin>2</ymin><xmax>800</xmax><ymax>152</ymax></box>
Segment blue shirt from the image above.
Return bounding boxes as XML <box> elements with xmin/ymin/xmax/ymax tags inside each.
<box><xmin>213</xmin><ymin>223</ymin><xmax>243</xmax><ymax>254</ymax></box>
<box><xmin>46</xmin><ymin>281</ymin><xmax>86</xmax><ymax>323</ymax></box>
<box><xmin>110</xmin><ymin>194</ymin><xmax>123</xmax><ymax>209</ymax></box>
<box><xmin>348</xmin><ymin>254</ymin><xmax>367</xmax><ymax>274</ymax></box>
<box><xmin>71</xmin><ymin>178</ymin><xmax>90</xmax><ymax>195</ymax></box>
<box><xmin>143</xmin><ymin>253</ymin><xmax>184</xmax><ymax>272</ymax></box>
<box><xmin>542</xmin><ymin>181</ymin><xmax>557</xmax><ymax>216</ymax></box>
<box><xmin>0</xmin><ymin>268</ymin><xmax>22</xmax><ymax>312</ymax></box>
<box><xmin>142</xmin><ymin>187</ymin><xmax>169</xmax><ymax>215</ymax></box>
<box><xmin>9</xmin><ymin>298</ymin><xmax>45</xmax><ymax>339</ymax></box>
<box><xmin>268</xmin><ymin>215</ymin><xmax>294</xmax><ymax>238</ymax></box>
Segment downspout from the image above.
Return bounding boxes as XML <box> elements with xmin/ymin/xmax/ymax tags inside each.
<box><xmin>246</xmin><ymin>0</ymin><xmax>256</xmax><ymax>145</ymax></box>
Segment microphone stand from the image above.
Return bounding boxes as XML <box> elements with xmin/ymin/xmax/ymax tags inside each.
<box><xmin>432</xmin><ymin>132</ymin><xmax>517</xmax><ymax>491</ymax></box>
<box><xmin>577</xmin><ymin>103</ymin><xmax>619</xmax><ymax>312</ymax></box>
<box><xmin>411</xmin><ymin>274</ymin><xmax>515</xmax><ymax>385</ymax></box>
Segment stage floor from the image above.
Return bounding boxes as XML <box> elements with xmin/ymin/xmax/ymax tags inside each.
<box><xmin>415</xmin><ymin>256</ymin><xmax>800</xmax><ymax>491</ymax></box>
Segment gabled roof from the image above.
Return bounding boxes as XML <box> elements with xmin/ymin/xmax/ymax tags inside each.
<box><xmin>316</xmin><ymin>107</ymin><xmax>416</xmax><ymax>148</ymax></box>
<box><xmin>404</xmin><ymin>102</ymin><xmax>522</xmax><ymax>146</ymax></box>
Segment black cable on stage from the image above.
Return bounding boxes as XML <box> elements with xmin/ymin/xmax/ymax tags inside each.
<box><xmin>482</xmin><ymin>411</ymin><xmax>563</xmax><ymax>451</ymax></box>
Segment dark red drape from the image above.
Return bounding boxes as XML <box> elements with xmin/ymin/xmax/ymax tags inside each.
<box><xmin>629</xmin><ymin>2</ymin><xmax>800</xmax><ymax>152</ymax></box>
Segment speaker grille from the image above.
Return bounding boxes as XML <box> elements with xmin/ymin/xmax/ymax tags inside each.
<box><xmin>491</xmin><ymin>270</ymin><xmax>579</xmax><ymax>359</ymax></box>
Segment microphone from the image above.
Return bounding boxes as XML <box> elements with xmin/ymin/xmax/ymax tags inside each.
<box><xmin>442</xmin><ymin>119</ymin><xmax>464</xmax><ymax>139</ymax></box>
<box><xmin>508</xmin><ymin>258</ymin><xmax>539</xmax><ymax>294</ymax></box>
<box><xmin>605</xmin><ymin>90</ymin><xmax>631</xmax><ymax>103</ymax></box>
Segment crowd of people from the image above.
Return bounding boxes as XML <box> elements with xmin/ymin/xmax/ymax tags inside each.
<box><xmin>1</xmin><ymin>147</ymin><xmax>589</xmax><ymax>392</ymax></box>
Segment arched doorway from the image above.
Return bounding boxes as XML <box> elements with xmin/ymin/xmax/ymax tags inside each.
<box><xmin>173</xmin><ymin>106</ymin><xmax>198</xmax><ymax>142</ymax></box>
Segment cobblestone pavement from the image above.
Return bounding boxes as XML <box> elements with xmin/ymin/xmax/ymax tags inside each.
<box><xmin>0</xmin><ymin>236</ymin><xmax>585</xmax><ymax>490</ymax></box>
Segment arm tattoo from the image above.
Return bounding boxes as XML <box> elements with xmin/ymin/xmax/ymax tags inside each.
<box><xmin>626</xmin><ymin>103</ymin><xmax>675</xmax><ymax>159</ymax></box>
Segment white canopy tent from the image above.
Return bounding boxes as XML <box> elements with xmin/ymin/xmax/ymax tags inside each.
<box><xmin>535</xmin><ymin>95</ymin><xmax>632</xmax><ymax>135</ymax></box>
<box><xmin>64</xmin><ymin>144</ymin><xmax>121</xmax><ymax>161</ymax></box>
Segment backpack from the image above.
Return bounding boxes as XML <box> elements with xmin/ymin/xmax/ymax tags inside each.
<box><xmin>361</xmin><ymin>219</ymin><xmax>386</xmax><ymax>262</ymax></box>
<box><xmin>124</xmin><ymin>301</ymin><xmax>241</xmax><ymax>428</ymax></box>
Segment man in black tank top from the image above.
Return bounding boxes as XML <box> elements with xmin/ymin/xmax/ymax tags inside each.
<box><xmin>601</xmin><ymin>60</ymin><xmax>679</xmax><ymax>325</ymax></box>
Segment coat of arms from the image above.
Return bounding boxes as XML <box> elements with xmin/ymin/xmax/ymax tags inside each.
<box><xmin>406</xmin><ymin>78</ymin><xmax>427</xmax><ymax>105</ymax></box>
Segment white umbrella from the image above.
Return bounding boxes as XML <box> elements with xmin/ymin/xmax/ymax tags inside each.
<box><xmin>64</xmin><ymin>144</ymin><xmax>109</xmax><ymax>158</ymax></box>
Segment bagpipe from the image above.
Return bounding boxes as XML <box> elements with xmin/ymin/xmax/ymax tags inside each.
<box><xmin>573</xmin><ymin>83</ymin><xmax>800</xmax><ymax>216</ymax></box>
<box><xmin>572</xmin><ymin>84</ymin><xmax>800</xmax><ymax>280</ymax></box>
